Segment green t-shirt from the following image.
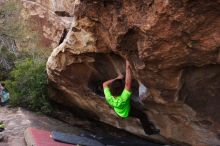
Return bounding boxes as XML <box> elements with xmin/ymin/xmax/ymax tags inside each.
<box><xmin>104</xmin><ymin>87</ymin><xmax>132</xmax><ymax>118</ymax></box>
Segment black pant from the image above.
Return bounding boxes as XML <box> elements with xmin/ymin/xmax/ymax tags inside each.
<box><xmin>130</xmin><ymin>102</ymin><xmax>157</xmax><ymax>134</ymax></box>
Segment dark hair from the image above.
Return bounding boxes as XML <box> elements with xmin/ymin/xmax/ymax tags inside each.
<box><xmin>109</xmin><ymin>79</ymin><xmax>124</xmax><ymax>97</ymax></box>
<box><xmin>1</xmin><ymin>83</ymin><xmax>5</xmax><ymax>87</ymax></box>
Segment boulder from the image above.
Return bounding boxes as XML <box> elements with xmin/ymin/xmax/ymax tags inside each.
<box><xmin>47</xmin><ymin>0</ymin><xmax>220</xmax><ymax>145</ymax></box>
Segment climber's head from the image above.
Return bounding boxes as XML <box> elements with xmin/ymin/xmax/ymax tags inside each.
<box><xmin>109</xmin><ymin>79</ymin><xmax>124</xmax><ymax>97</ymax></box>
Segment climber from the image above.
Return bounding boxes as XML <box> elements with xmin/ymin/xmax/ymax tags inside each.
<box><xmin>0</xmin><ymin>83</ymin><xmax>10</xmax><ymax>106</ymax></box>
<box><xmin>103</xmin><ymin>60</ymin><xmax>160</xmax><ymax>135</ymax></box>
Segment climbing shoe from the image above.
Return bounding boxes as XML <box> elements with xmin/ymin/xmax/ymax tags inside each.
<box><xmin>143</xmin><ymin>127</ymin><xmax>160</xmax><ymax>135</ymax></box>
<box><xmin>147</xmin><ymin>122</ymin><xmax>160</xmax><ymax>135</ymax></box>
<box><xmin>144</xmin><ymin>124</ymin><xmax>160</xmax><ymax>135</ymax></box>
<box><xmin>144</xmin><ymin>128</ymin><xmax>160</xmax><ymax>135</ymax></box>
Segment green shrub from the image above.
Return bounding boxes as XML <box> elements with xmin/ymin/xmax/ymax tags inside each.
<box><xmin>5</xmin><ymin>57</ymin><xmax>53</xmax><ymax>114</ymax></box>
<box><xmin>0</xmin><ymin>0</ymin><xmax>53</xmax><ymax>115</ymax></box>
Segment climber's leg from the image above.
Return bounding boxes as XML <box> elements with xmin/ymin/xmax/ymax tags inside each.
<box><xmin>130</xmin><ymin>104</ymin><xmax>160</xmax><ymax>135</ymax></box>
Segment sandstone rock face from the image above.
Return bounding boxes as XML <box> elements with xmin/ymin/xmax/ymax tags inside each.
<box><xmin>46</xmin><ymin>0</ymin><xmax>220</xmax><ymax>145</ymax></box>
<box><xmin>21</xmin><ymin>0</ymin><xmax>73</xmax><ymax>49</ymax></box>
<box><xmin>34</xmin><ymin>0</ymin><xmax>76</xmax><ymax>16</ymax></box>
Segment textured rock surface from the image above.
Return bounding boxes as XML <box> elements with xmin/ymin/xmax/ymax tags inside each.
<box><xmin>34</xmin><ymin>0</ymin><xmax>76</xmax><ymax>16</ymax></box>
<box><xmin>21</xmin><ymin>0</ymin><xmax>73</xmax><ymax>49</ymax></box>
<box><xmin>46</xmin><ymin>0</ymin><xmax>220</xmax><ymax>145</ymax></box>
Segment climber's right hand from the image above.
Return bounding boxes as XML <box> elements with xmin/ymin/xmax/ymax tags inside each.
<box><xmin>117</xmin><ymin>73</ymin><xmax>124</xmax><ymax>79</ymax></box>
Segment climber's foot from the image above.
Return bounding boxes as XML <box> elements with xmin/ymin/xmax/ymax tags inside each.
<box><xmin>148</xmin><ymin>129</ymin><xmax>160</xmax><ymax>135</ymax></box>
<box><xmin>145</xmin><ymin>128</ymin><xmax>160</xmax><ymax>135</ymax></box>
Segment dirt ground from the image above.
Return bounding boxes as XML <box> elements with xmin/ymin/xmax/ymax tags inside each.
<box><xmin>0</xmin><ymin>106</ymin><xmax>85</xmax><ymax>146</ymax></box>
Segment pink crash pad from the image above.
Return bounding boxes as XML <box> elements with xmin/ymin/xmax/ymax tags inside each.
<box><xmin>24</xmin><ymin>127</ymin><xmax>75</xmax><ymax>146</ymax></box>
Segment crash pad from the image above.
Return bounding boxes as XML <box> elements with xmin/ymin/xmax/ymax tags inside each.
<box><xmin>24</xmin><ymin>127</ymin><xmax>74</xmax><ymax>146</ymax></box>
<box><xmin>80</xmin><ymin>133</ymin><xmax>165</xmax><ymax>146</ymax></box>
<box><xmin>51</xmin><ymin>131</ymin><xmax>104</xmax><ymax>146</ymax></box>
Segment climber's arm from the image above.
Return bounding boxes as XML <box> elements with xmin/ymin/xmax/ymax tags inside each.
<box><xmin>125</xmin><ymin>60</ymin><xmax>132</xmax><ymax>91</ymax></box>
<box><xmin>103</xmin><ymin>79</ymin><xmax>116</xmax><ymax>88</ymax></box>
<box><xmin>103</xmin><ymin>74</ymin><xmax>124</xmax><ymax>88</ymax></box>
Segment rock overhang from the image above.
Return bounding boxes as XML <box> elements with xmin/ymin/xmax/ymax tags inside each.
<box><xmin>46</xmin><ymin>0</ymin><xmax>220</xmax><ymax>145</ymax></box>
